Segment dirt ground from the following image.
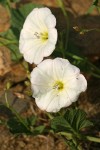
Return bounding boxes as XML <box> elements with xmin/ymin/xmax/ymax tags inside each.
<box><xmin>0</xmin><ymin>0</ymin><xmax>100</xmax><ymax>150</ymax></box>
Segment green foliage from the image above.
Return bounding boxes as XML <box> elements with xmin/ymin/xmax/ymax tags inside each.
<box><xmin>51</xmin><ymin>108</ymin><xmax>93</xmax><ymax>149</ymax></box>
<box><xmin>0</xmin><ymin>3</ymin><xmax>42</xmax><ymax>61</ymax></box>
<box><xmin>0</xmin><ymin>0</ymin><xmax>7</xmax><ymax>6</ymax></box>
<box><xmin>87</xmin><ymin>0</ymin><xmax>100</xmax><ymax>14</ymax></box>
<box><xmin>19</xmin><ymin>3</ymin><xmax>42</xmax><ymax>20</ymax></box>
<box><xmin>7</xmin><ymin>114</ymin><xmax>45</xmax><ymax>135</ymax></box>
<box><xmin>0</xmin><ymin>0</ymin><xmax>20</xmax><ymax>6</ymax></box>
<box><xmin>11</xmin><ymin>3</ymin><xmax>42</xmax><ymax>30</ymax></box>
<box><xmin>7</xmin><ymin>117</ymin><xmax>30</xmax><ymax>134</ymax></box>
<box><xmin>0</xmin><ymin>103</ymin><xmax>45</xmax><ymax>135</ymax></box>
<box><xmin>32</xmin><ymin>125</ymin><xmax>45</xmax><ymax>135</ymax></box>
<box><xmin>27</xmin><ymin>115</ymin><xmax>37</xmax><ymax>126</ymax></box>
<box><xmin>0</xmin><ymin>29</ymin><xmax>22</xmax><ymax>61</ymax></box>
<box><xmin>51</xmin><ymin>108</ymin><xmax>93</xmax><ymax>135</ymax></box>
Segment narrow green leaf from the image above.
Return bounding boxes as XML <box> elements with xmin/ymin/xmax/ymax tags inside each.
<box><xmin>33</xmin><ymin>125</ymin><xmax>45</xmax><ymax>135</ymax></box>
<box><xmin>7</xmin><ymin>117</ymin><xmax>30</xmax><ymax>134</ymax></box>
<box><xmin>87</xmin><ymin>5</ymin><xmax>96</xmax><ymax>14</ymax></box>
<box><xmin>11</xmin><ymin>9</ymin><xmax>24</xmax><ymax>31</ymax></box>
<box><xmin>86</xmin><ymin>0</ymin><xmax>100</xmax><ymax>14</ymax></box>
<box><xmin>0</xmin><ymin>29</ymin><xmax>22</xmax><ymax>61</ymax></box>
<box><xmin>11</xmin><ymin>3</ymin><xmax>43</xmax><ymax>30</ymax></box>
<box><xmin>27</xmin><ymin>115</ymin><xmax>37</xmax><ymax>126</ymax></box>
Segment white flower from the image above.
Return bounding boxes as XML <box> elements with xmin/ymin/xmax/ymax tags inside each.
<box><xmin>19</xmin><ymin>7</ymin><xmax>57</xmax><ymax>64</ymax></box>
<box><xmin>30</xmin><ymin>58</ymin><xmax>87</xmax><ymax>112</ymax></box>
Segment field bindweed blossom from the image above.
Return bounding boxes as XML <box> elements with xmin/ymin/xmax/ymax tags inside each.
<box><xmin>30</xmin><ymin>58</ymin><xmax>87</xmax><ymax>112</ymax></box>
<box><xmin>19</xmin><ymin>7</ymin><xmax>57</xmax><ymax>64</ymax></box>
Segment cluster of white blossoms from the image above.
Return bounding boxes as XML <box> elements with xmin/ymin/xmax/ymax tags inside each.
<box><xmin>19</xmin><ymin>7</ymin><xmax>87</xmax><ymax>112</ymax></box>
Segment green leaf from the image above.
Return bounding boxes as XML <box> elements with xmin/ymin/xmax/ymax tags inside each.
<box><xmin>0</xmin><ymin>0</ymin><xmax>20</xmax><ymax>5</ymax></box>
<box><xmin>11</xmin><ymin>9</ymin><xmax>24</xmax><ymax>31</ymax></box>
<box><xmin>93</xmin><ymin>0</ymin><xmax>99</xmax><ymax>6</ymax></box>
<box><xmin>64</xmin><ymin>109</ymin><xmax>93</xmax><ymax>131</ymax></box>
<box><xmin>11</xmin><ymin>3</ymin><xmax>42</xmax><ymax>30</ymax></box>
<box><xmin>51</xmin><ymin>116</ymin><xmax>76</xmax><ymax>133</ymax></box>
<box><xmin>86</xmin><ymin>0</ymin><xmax>100</xmax><ymax>14</ymax></box>
<box><xmin>87</xmin><ymin>5</ymin><xmax>96</xmax><ymax>14</ymax></box>
<box><xmin>27</xmin><ymin>115</ymin><xmax>37</xmax><ymax>126</ymax></box>
<box><xmin>0</xmin><ymin>0</ymin><xmax>7</xmax><ymax>6</ymax></box>
<box><xmin>0</xmin><ymin>29</ymin><xmax>22</xmax><ymax>61</ymax></box>
<box><xmin>51</xmin><ymin>108</ymin><xmax>93</xmax><ymax>134</ymax></box>
<box><xmin>51</xmin><ymin>116</ymin><xmax>68</xmax><ymax>129</ymax></box>
<box><xmin>33</xmin><ymin>125</ymin><xmax>45</xmax><ymax>135</ymax></box>
<box><xmin>0</xmin><ymin>37</ymin><xmax>13</xmax><ymax>46</ymax></box>
<box><xmin>7</xmin><ymin>117</ymin><xmax>30</xmax><ymax>134</ymax></box>
<box><xmin>0</xmin><ymin>29</ymin><xmax>17</xmax><ymax>40</ymax></box>
<box><xmin>8</xmin><ymin>43</ymin><xmax>22</xmax><ymax>61</ymax></box>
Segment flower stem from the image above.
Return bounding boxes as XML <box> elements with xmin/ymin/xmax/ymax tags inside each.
<box><xmin>59</xmin><ymin>132</ymin><xmax>100</xmax><ymax>143</ymax></box>
<box><xmin>4</xmin><ymin>90</ymin><xmax>9</xmax><ymax>108</ymax></box>
<box><xmin>4</xmin><ymin>90</ymin><xmax>31</xmax><ymax>133</ymax></box>
<box><xmin>46</xmin><ymin>112</ymin><xmax>54</xmax><ymax>119</ymax></box>
<box><xmin>60</xmin><ymin>133</ymin><xmax>83</xmax><ymax>150</ymax></box>
<box><xmin>6</xmin><ymin>0</ymin><xmax>11</xmax><ymax>18</ymax></box>
<box><xmin>56</xmin><ymin>0</ymin><xmax>70</xmax><ymax>52</ymax></box>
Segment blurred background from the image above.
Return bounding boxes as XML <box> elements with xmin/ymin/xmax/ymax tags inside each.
<box><xmin>0</xmin><ymin>0</ymin><xmax>100</xmax><ymax>149</ymax></box>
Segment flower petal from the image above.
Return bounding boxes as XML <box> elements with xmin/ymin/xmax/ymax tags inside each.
<box><xmin>42</xmin><ymin>42</ymin><xmax>55</xmax><ymax>57</ymax></box>
<box><xmin>38</xmin><ymin>7</ymin><xmax>52</xmax><ymax>20</ymax></box>
<box><xmin>33</xmin><ymin>44</ymin><xmax>45</xmax><ymax>64</ymax></box>
<box><xmin>19</xmin><ymin>38</ymin><xmax>40</xmax><ymax>53</ymax></box>
<box><xmin>37</xmin><ymin>59</ymin><xmax>54</xmax><ymax>77</ymax></box>
<box><xmin>31</xmin><ymin>64</ymin><xmax>54</xmax><ymax>97</ymax></box>
<box><xmin>58</xmin><ymin>90</ymin><xmax>72</xmax><ymax>108</ymax></box>
<box><xmin>53</xmin><ymin>58</ymin><xmax>70</xmax><ymax>80</ymax></box>
<box><xmin>19</xmin><ymin>39</ymin><xmax>42</xmax><ymax>63</ymax></box>
<box><xmin>63</xmin><ymin>63</ymin><xmax>80</xmax><ymax>80</ymax></box>
<box><xmin>45</xmin><ymin>14</ymin><xmax>56</xmax><ymax>28</ymax></box>
<box><xmin>27</xmin><ymin>7</ymin><xmax>51</xmax><ymax>31</ymax></box>
<box><xmin>30</xmin><ymin>58</ymin><xmax>87</xmax><ymax>112</ymax></box>
<box><xmin>66</xmin><ymin>74</ymin><xmax>87</xmax><ymax>102</ymax></box>
<box><xmin>48</xmin><ymin>28</ymin><xmax>57</xmax><ymax>44</ymax></box>
<box><xmin>19</xmin><ymin>7</ymin><xmax>57</xmax><ymax>64</ymax></box>
<box><xmin>35</xmin><ymin>90</ymin><xmax>60</xmax><ymax>112</ymax></box>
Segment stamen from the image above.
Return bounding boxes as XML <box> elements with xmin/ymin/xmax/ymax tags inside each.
<box><xmin>33</xmin><ymin>31</ymin><xmax>48</xmax><ymax>41</ymax></box>
<box><xmin>53</xmin><ymin>81</ymin><xmax>64</xmax><ymax>91</ymax></box>
<box><xmin>41</xmin><ymin>32</ymin><xmax>48</xmax><ymax>41</ymax></box>
<box><xmin>34</xmin><ymin>32</ymin><xmax>40</xmax><ymax>39</ymax></box>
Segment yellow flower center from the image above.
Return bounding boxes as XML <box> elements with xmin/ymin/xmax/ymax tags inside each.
<box><xmin>53</xmin><ymin>81</ymin><xmax>64</xmax><ymax>91</ymax></box>
<box><xmin>34</xmin><ymin>31</ymin><xmax>48</xmax><ymax>42</ymax></box>
<box><xmin>41</xmin><ymin>32</ymin><xmax>48</xmax><ymax>42</ymax></box>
